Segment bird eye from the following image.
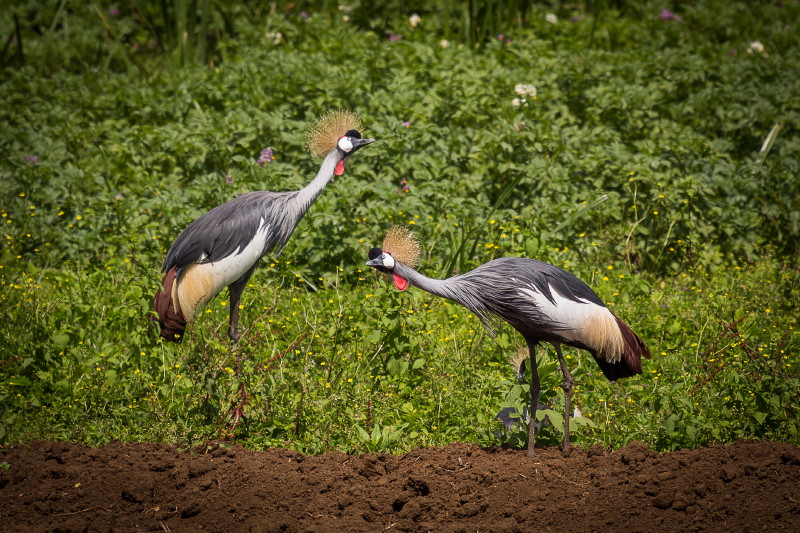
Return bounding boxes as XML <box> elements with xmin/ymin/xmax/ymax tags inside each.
<box><xmin>337</xmin><ymin>136</ymin><xmax>353</xmax><ymax>152</ymax></box>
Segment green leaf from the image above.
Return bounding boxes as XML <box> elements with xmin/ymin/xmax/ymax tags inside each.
<box><xmin>366</xmin><ymin>330</ymin><xmax>383</xmax><ymax>343</ymax></box>
<box><xmin>571</xmin><ymin>415</ymin><xmax>595</xmax><ymax>429</ymax></box>
<box><xmin>541</xmin><ymin>409</ymin><xmax>563</xmax><ymax>431</ymax></box>
<box><xmin>52</xmin><ymin>332</ymin><xmax>70</xmax><ymax>346</ymax></box>
<box><xmin>356</xmin><ymin>426</ymin><xmax>371</xmax><ymax>443</ymax></box>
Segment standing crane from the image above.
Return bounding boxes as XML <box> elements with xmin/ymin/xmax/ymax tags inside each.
<box><xmin>365</xmin><ymin>227</ymin><xmax>650</xmax><ymax>456</ymax></box>
<box><xmin>153</xmin><ymin>111</ymin><xmax>374</xmax><ymax>343</ymax></box>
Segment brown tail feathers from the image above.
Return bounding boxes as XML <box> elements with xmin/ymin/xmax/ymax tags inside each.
<box><xmin>593</xmin><ymin>315</ymin><xmax>651</xmax><ymax>381</ymax></box>
<box><xmin>152</xmin><ymin>267</ymin><xmax>187</xmax><ymax>342</ymax></box>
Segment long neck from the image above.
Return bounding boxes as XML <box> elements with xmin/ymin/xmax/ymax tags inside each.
<box><xmin>291</xmin><ymin>148</ymin><xmax>340</xmax><ymax>216</ymax></box>
<box><xmin>268</xmin><ymin>148</ymin><xmax>341</xmax><ymax>254</ymax></box>
<box><xmin>392</xmin><ymin>260</ymin><xmax>499</xmax><ymax>335</ymax></box>
<box><xmin>393</xmin><ymin>261</ymin><xmax>482</xmax><ymax>309</ymax></box>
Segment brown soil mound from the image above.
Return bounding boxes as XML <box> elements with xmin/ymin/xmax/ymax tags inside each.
<box><xmin>1</xmin><ymin>440</ymin><xmax>798</xmax><ymax>532</ymax></box>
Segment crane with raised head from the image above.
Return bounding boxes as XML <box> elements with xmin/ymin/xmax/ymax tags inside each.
<box><xmin>153</xmin><ymin>111</ymin><xmax>374</xmax><ymax>343</ymax></box>
<box><xmin>365</xmin><ymin>226</ymin><xmax>650</xmax><ymax>456</ymax></box>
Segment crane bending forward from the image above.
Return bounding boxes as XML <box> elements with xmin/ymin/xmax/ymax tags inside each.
<box><xmin>153</xmin><ymin>111</ymin><xmax>374</xmax><ymax>343</ymax></box>
<box><xmin>366</xmin><ymin>241</ymin><xmax>650</xmax><ymax>456</ymax></box>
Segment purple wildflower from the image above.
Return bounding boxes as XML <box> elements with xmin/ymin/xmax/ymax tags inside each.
<box><xmin>388</xmin><ymin>33</ymin><xmax>403</xmax><ymax>42</ymax></box>
<box><xmin>114</xmin><ymin>193</ymin><xmax>123</xmax><ymax>200</ymax></box>
<box><xmin>257</xmin><ymin>147</ymin><xmax>274</xmax><ymax>165</ymax></box>
<box><xmin>225</xmin><ymin>174</ymin><xmax>233</xmax><ymax>185</ymax></box>
<box><xmin>300</xmin><ymin>11</ymin><xmax>309</xmax><ymax>19</ymax></box>
<box><xmin>400</xmin><ymin>178</ymin><xmax>410</xmax><ymax>193</ymax></box>
<box><xmin>659</xmin><ymin>8</ymin><xmax>682</xmax><ymax>21</ymax></box>
<box><xmin>110</xmin><ymin>7</ymin><xmax>120</xmax><ymax>17</ymax></box>
<box><xmin>24</xmin><ymin>155</ymin><xmax>38</xmax><ymax>165</ymax></box>
<box><xmin>403</xmin><ymin>121</ymin><xmax>410</xmax><ymax>128</ymax></box>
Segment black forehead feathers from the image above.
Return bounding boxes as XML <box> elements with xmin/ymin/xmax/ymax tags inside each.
<box><xmin>368</xmin><ymin>247</ymin><xmax>382</xmax><ymax>260</ymax></box>
<box><xmin>345</xmin><ymin>129</ymin><xmax>361</xmax><ymax>139</ymax></box>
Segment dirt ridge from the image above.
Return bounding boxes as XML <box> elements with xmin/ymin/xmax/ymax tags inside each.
<box><xmin>1</xmin><ymin>439</ymin><xmax>799</xmax><ymax>532</ymax></box>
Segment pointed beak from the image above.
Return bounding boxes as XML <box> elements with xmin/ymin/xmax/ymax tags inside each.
<box><xmin>351</xmin><ymin>137</ymin><xmax>375</xmax><ymax>151</ymax></box>
<box><xmin>366</xmin><ymin>257</ymin><xmax>381</xmax><ymax>268</ymax></box>
<box><xmin>336</xmin><ymin>138</ymin><xmax>375</xmax><ymax>176</ymax></box>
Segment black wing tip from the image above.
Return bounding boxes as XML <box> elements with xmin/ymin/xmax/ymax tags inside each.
<box><xmin>595</xmin><ymin>357</ymin><xmax>640</xmax><ymax>381</ymax></box>
<box><xmin>599</xmin><ymin>315</ymin><xmax>650</xmax><ymax>381</ymax></box>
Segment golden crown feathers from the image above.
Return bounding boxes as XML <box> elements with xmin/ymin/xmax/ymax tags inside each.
<box><xmin>381</xmin><ymin>225</ymin><xmax>421</xmax><ymax>268</ymax></box>
<box><xmin>306</xmin><ymin>110</ymin><xmax>364</xmax><ymax>158</ymax></box>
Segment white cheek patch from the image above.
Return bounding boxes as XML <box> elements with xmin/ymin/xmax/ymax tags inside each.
<box><xmin>338</xmin><ymin>136</ymin><xmax>353</xmax><ymax>152</ymax></box>
<box><xmin>382</xmin><ymin>253</ymin><xmax>395</xmax><ymax>269</ymax></box>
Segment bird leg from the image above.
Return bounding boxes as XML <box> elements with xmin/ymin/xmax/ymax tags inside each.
<box><xmin>526</xmin><ymin>342</ymin><xmax>540</xmax><ymax>458</ymax></box>
<box><xmin>227</xmin><ymin>267</ymin><xmax>257</xmax><ymax>344</ymax></box>
<box><xmin>553</xmin><ymin>343</ymin><xmax>574</xmax><ymax>451</ymax></box>
<box><xmin>227</xmin><ymin>283</ymin><xmax>245</xmax><ymax>344</ymax></box>
<box><xmin>228</xmin><ymin>290</ymin><xmax>242</xmax><ymax>344</ymax></box>
<box><xmin>228</xmin><ymin>306</ymin><xmax>242</xmax><ymax>343</ymax></box>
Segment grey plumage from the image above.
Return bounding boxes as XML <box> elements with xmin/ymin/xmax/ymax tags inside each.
<box><xmin>366</xmin><ymin>250</ymin><xmax>650</xmax><ymax>456</ymax></box>
<box><xmin>384</xmin><ymin>257</ymin><xmax>606</xmax><ymax>347</ymax></box>
<box><xmin>153</xmin><ymin>132</ymin><xmax>373</xmax><ymax>343</ymax></box>
<box><xmin>163</xmin><ymin>188</ymin><xmax>318</xmax><ymax>274</ymax></box>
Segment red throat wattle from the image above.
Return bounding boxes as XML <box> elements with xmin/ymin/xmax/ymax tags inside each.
<box><xmin>392</xmin><ymin>274</ymin><xmax>409</xmax><ymax>291</ymax></box>
<box><xmin>335</xmin><ymin>160</ymin><xmax>345</xmax><ymax>176</ymax></box>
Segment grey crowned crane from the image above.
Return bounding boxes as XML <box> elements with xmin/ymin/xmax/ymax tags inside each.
<box><xmin>153</xmin><ymin>111</ymin><xmax>374</xmax><ymax>343</ymax></box>
<box><xmin>366</xmin><ymin>226</ymin><xmax>650</xmax><ymax>456</ymax></box>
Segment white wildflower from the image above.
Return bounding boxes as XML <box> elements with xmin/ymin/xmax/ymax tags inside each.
<box><xmin>266</xmin><ymin>31</ymin><xmax>283</xmax><ymax>45</ymax></box>
<box><xmin>409</xmin><ymin>14</ymin><xmax>421</xmax><ymax>28</ymax></box>
<box><xmin>747</xmin><ymin>41</ymin><xmax>765</xmax><ymax>55</ymax></box>
<box><xmin>545</xmin><ymin>13</ymin><xmax>558</xmax><ymax>24</ymax></box>
<box><xmin>439</xmin><ymin>39</ymin><xmax>449</xmax><ymax>48</ymax></box>
<box><xmin>514</xmin><ymin>83</ymin><xmax>537</xmax><ymax>99</ymax></box>
<box><xmin>511</xmin><ymin>98</ymin><xmax>522</xmax><ymax>107</ymax></box>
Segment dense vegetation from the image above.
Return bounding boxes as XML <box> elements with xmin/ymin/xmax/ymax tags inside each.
<box><xmin>1</xmin><ymin>1</ymin><xmax>797</xmax><ymax>453</ymax></box>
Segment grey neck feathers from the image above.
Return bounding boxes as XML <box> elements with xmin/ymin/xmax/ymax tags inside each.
<box><xmin>267</xmin><ymin>148</ymin><xmax>341</xmax><ymax>257</ymax></box>
<box><xmin>292</xmin><ymin>148</ymin><xmax>340</xmax><ymax>216</ymax></box>
<box><xmin>392</xmin><ymin>261</ymin><xmax>454</xmax><ymax>299</ymax></box>
<box><xmin>392</xmin><ymin>261</ymin><xmax>498</xmax><ymax>333</ymax></box>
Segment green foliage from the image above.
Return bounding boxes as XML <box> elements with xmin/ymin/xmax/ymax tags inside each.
<box><xmin>0</xmin><ymin>1</ymin><xmax>798</xmax><ymax>453</ymax></box>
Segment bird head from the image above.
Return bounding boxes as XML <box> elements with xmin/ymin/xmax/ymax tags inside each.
<box><xmin>365</xmin><ymin>226</ymin><xmax>421</xmax><ymax>292</ymax></box>
<box><xmin>367</xmin><ymin>248</ymin><xmax>408</xmax><ymax>290</ymax></box>
<box><xmin>306</xmin><ymin>110</ymin><xmax>374</xmax><ymax>175</ymax></box>
<box><xmin>334</xmin><ymin>130</ymin><xmax>374</xmax><ymax>176</ymax></box>
<box><xmin>366</xmin><ymin>248</ymin><xmax>394</xmax><ymax>271</ymax></box>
